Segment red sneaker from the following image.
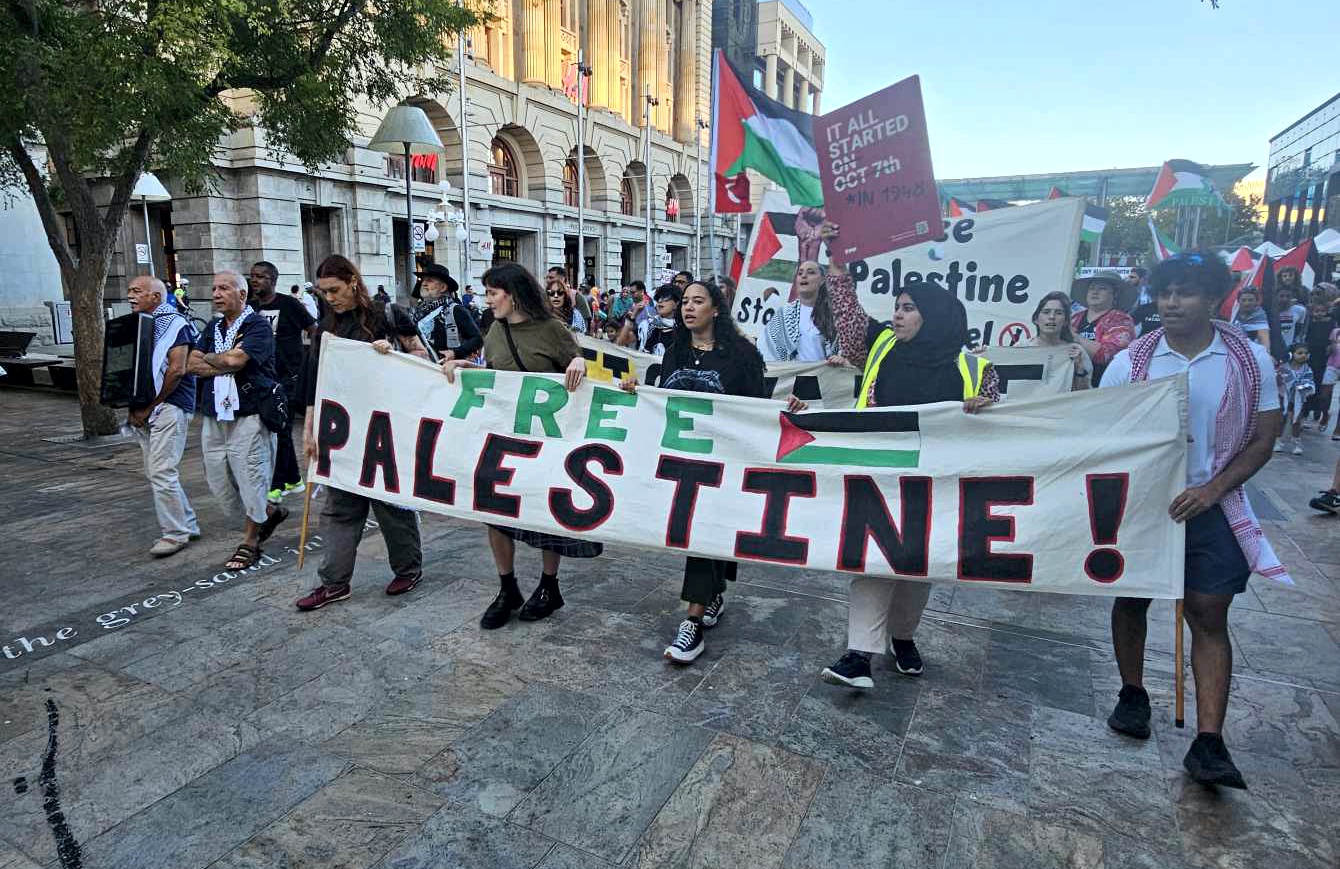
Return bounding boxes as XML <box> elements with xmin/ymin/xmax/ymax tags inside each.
<box><xmin>296</xmin><ymin>584</ymin><xmax>351</xmax><ymax>611</ymax></box>
<box><xmin>385</xmin><ymin>574</ymin><xmax>422</xmax><ymax>596</ymax></box>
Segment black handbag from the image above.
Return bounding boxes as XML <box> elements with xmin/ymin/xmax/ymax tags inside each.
<box><xmin>241</xmin><ymin>377</ymin><xmax>290</xmax><ymax>433</ymax></box>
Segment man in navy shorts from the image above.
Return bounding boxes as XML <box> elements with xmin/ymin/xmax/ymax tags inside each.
<box><xmin>1099</xmin><ymin>252</ymin><xmax>1286</xmax><ymax>789</ymax></box>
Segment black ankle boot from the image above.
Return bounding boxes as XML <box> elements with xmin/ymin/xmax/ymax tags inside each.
<box><xmin>480</xmin><ymin>574</ymin><xmax>525</xmax><ymax>630</ymax></box>
<box><xmin>519</xmin><ymin>574</ymin><xmax>564</xmax><ymax>621</ymax></box>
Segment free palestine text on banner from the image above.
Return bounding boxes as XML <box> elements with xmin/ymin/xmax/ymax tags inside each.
<box><xmin>576</xmin><ymin>333</ymin><xmax>1075</xmax><ymax>408</ymax></box>
<box><xmin>314</xmin><ymin>336</ymin><xmax>1185</xmax><ymax>598</ymax></box>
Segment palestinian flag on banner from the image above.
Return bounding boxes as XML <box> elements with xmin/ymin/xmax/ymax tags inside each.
<box><xmin>947</xmin><ymin>197</ymin><xmax>976</xmax><ymax>218</ymax></box>
<box><xmin>1148</xmin><ymin>218</ymin><xmax>1180</xmax><ymax>261</ymax></box>
<box><xmin>748</xmin><ymin>213</ymin><xmax>784</xmax><ymax>275</ymax></box>
<box><xmin>975</xmin><ymin>199</ymin><xmax>1012</xmax><ymax>212</ymax></box>
<box><xmin>1047</xmin><ymin>186</ymin><xmax>1067</xmax><ymax>200</ymax></box>
<box><xmin>776</xmin><ymin>410</ymin><xmax>921</xmax><ymax>469</ymax></box>
<box><xmin>1145</xmin><ymin>159</ymin><xmax>1226</xmax><ymax>210</ymax></box>
<box><xmin>743</xmin><ymin>206</ymin><xmax>801</xmax><ymax>282</ymax></box>
<box><xmin>710</xmin><ymin>49</ymin><xmax>822</xmax><ymax>212</ymax></box>
<box><xmin>1081</xmin><ymin>203</ymin><xmax>1108</xmax><ymax>244</ymax></box>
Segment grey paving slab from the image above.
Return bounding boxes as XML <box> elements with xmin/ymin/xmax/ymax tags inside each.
<box><xmin>777</xmin><ymin>679</ymin><xmax>920</xmax><ymax>777</ymax></box>
<box><xmin>625</xmin><ymin>732</ymin><xmax>824</xmax><ymax>869</ymax></box>
<box><xmin>533</xmin><ymin>843</ymin><xmax>617</xmax><ymax>869</ymax></box>
<box><xmin>1228</xmin><ymin>607</ymin><xmax>1340</xmax><ymax>685</ymax></box>
<box><xmin>361</xmin><ymin>578</ymin><xmax>500</xmax><ymax>647</ymax></box>
<box><xmin>941</xmin><ymin>803</ymin><xmax>1105</xmax><ymax>869</ymax></box>
<box><xmin>896</xmin><ymin>687</ymin><xmax>1033</xmax><ymax>813</ymax></box>
<box><xmin>415</xmin><ymin>683</ymin><xmax>619</xmax><ymax>817</ymax></box>
<box><xmin>781</xmin><ymin>770</ymin><xmax>955</xmax><ymax>869</ymax></box>
<box><xmin>0</xmin><ymin>843</ymin><xmax>41</xmax><ymax>869</ymax></box>
<box><xmin>79</xmin><ymin>739</ymin><xmax>348</xmax><ymax>869</ymax></box>
<box><xmin>982</xmin><ymin>627</ymin><xmax>1103</xmax><ymax>716</ymax></box>
<box><xmin>675</xmin><ymin>639</ymin><xmax>817</xmax><ymax>742</ymax></box>
<box><xmin>373</xmin><ymin>799</ymin><xmax>555</xmax><ymax>869</ymax></box>
<box><xmin>509</xmin><ymin>707</ymin><xmax>714</xmax><ymax>863</ymax></box>
<box><xmin>208</xmin><ymin>766</ymin><xmax>443</xmax><ymax>869</ymax></box>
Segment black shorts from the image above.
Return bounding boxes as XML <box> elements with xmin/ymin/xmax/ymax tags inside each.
<box><xmin>1185</xmin><ymin>505</ymin><xmax>1250</xmax><ymax>596</ymax></box>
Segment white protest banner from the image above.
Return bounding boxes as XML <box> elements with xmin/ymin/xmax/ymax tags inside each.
<box><xmin>314</xmin><ymin>336</ymin><xmax>1185</xmax><ymax>597</ymax></box>
<box><xmin>733</xmin><ymin>189</ymin><xmax>802</xmax><ymax>337</ymax></box>
<box><xmin>577</xmin><ymin>334</ymin><xmax>1075</xmax><ymax>408</ymax></box>
<box><xmin>849</xmin><ymin>197</ymin><xmax>1084</xmax><ymax>348</ymax></box>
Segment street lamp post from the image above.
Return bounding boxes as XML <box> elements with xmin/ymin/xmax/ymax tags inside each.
<box><xmin>132</xmin><ymin>172</ymin><xmax>171</xmax><ymax>278</ymax></box>
<box><xmin>457</xmin><ymin>26</ymin><xmax>472</xmax><ymax>285</ymax></box>
<box><xmin>368</xmin><ymin>104</ymin><xmax>443</xmax><ymax>301</ymax></box>
<box><xmin>694</xmin><ymin>116</ymin><xmax>708</xmax><ymax>279</ymax></box>
<box><xmin>576</xmin><ymin>51</ymin><xmax>592</xmax><ymax>286</ymax></box>
<box><xmin>643</xmin><ymin>93</ymin><xmax>659</xmax><ymax>291</ymax></box>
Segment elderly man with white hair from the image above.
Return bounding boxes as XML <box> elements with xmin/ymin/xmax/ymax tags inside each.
<box><xmin>186</xmin><ymin>270</ymin><xmax>287</xmax><ymax>570</ymax></box>
<box><xmin>126</xmin><ymin>275</ymin><xmax>200</xmax><ymax>557</ymax></box>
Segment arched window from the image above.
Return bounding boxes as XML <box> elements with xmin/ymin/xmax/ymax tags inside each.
<box><xmin>621</xmin><ymin>176</ymin><xmax>636</xmax><ymax>216</ymax></box>
<box><xmin>665</xmin><ymin>185</ymin><xmax>680</xmax><ymax>222</ymax></box>
<box><xmin>563</xmin><ymin>159</ymin><xmax>580</xmax><ymax>207</ymax></box>
<box><xmin>489</xmin><ymin>137</ymin><xmax>520</xmax><ymax>197</ymax></box>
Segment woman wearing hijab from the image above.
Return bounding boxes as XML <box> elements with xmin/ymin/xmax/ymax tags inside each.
<box><xmin>1029</xmin><ymin>290</ymin><xmax>1093</xmax><ymax>390</ymax></box>
<box><xmin>820</xmin><ymin>222</ymin><xmax>999</xmax><ymax>689</ymax></box>
<box><xmin>759</xmin><ymin>260</ymin><xmax>849</xmax><ymax>364</ymax></box>
<box><xmin>620</xmin><ymin>279</ymin><xmax>776</xmax><ymax>663</ymax></box>
<box><xmin>441</xmin><ymin>263</ymin><xmax>598</xmax><ymax>629</ymax></box>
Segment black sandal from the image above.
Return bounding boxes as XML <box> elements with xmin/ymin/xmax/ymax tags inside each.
<box><xmin>225</xmin><ymin>544</ymin><xmax>261</xmax><ymax>571</ymax></box>
<box><xmin>257</xmin><ymin>506</ymin><xmax>289</xmax><ymax>544</ymax></box>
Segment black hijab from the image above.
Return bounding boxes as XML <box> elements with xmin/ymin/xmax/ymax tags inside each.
<box><xmin>872</xmin><ymin>285</ymin><xmax>970</xmax><ymax>407</ymax></box>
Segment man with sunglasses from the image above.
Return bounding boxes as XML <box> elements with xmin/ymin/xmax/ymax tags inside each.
<box><xmin>1099</xmin><ymin>251</ymin><xmax>1285</xmax><ymax>789</ymax></box>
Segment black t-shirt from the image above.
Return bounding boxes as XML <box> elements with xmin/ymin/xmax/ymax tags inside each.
<box><xmin>1075</xmin><ymin>316</ymin><xmax>1098</xmax><ymax>341</ymax></box>
<box><xmin>255</xmin><ymin>293</ymin><xmax>316</xmax><ymax>379</ymax></box>
<box><xmin>305</xmin><ymin>302</ymin><xmax>419</xmax><ymax>406</ymax></box>
<box><xmin>642</xmin><ymin>323</ymin><xmax>675</xmax><ymax>356</ymax></box>
<box><xmin>656</xmin><ymin>339</ymin><xmax>768</xmax><ymax>398</ymax></box>
<box><xmin>1131</xmin><ymin>302</ymin><xmax>1162</xmax><ymax>338</ymax></box>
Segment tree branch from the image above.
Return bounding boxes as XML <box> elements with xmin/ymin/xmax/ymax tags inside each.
<box><xmin>7</xmin><ymin>138</ymin><xmax>76</xmax><ymax>278</ymax></box>
<box><xmin>100</xmin><ymin>128</ymin><xmax>155</xmax><ymax>246</ymax></box>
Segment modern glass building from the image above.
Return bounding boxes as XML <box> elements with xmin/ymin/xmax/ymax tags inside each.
<box><xmin>1264</xmin><ymin>93</ymin><xmax>1339</xmax><ymax>245</ymax></box>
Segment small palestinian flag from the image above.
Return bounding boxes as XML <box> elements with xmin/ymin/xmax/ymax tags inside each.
<box><xmin>947</xmin><ymin>197</ymin><xmax>976</xmax><ymax>218</ymax></box>
<box><xmin>776</xmin><ymin>410</ymin><xmax>921</xmax><ymax>469</ymax></box>
<box><xmin>1081</xmin><ymin>203</ymin><xmax>1108</xmax><ymax>244</ymax></box>
<box><xmin>1271</xmin><ymin>238</ymin><xmax>1322</xmax><ymax>289</ymax></box>
<box><xmin>710</xmin><ymin>49</ymin><xmax>822</xmax><ymax>212</ymax></box>
<box><xmin>748</xmin><ymin>212</ymin><xmax>784</xmax><ymax>275</ymax></box>
<box><xmin>1145</xmin><ymin>159</ymin><xmax>1226</xmax><ymax>210</ymax></box>
<box><xmin>1047</xmin><ymin>186</ymin><xmax>1067</xmax><ymax>200</ymax></box>
<box><xmin>1148</xmin><ymin>218</ymin><xmax>1180</xmax><ymax>261</ymax></box>
<box><xmin>975</xmin><ymin>199</ymin><xmax>1012</xmax><ymax>212</ymax></box>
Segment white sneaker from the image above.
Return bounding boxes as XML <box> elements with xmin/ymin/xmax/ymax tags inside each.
<box><xmin>149</xmin><ymin>538</ymin><xmax>187</xmax><ymax>558</ymax></box>
<box><xmin>1273</xmin><ymin>441</ymin><xmax>1283</xmax><ymax>453</ymax></box>
<box><xmin>701</xmin><ymin>594</ymin><xmax>726</xmax><ymax>628</ymax></box>
<box><xmin>1292</xmin><ymin>444</ymin><xmax>1304</xmax><ymax>456</ymax></box>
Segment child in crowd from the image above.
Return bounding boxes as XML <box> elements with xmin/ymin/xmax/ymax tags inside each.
<box><xmin>1276</xmin><ymin>343</ymin><xmax>1315</xmax><ymax>455</ymax></box>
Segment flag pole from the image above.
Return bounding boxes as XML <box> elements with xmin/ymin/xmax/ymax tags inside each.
<box><xmin>707</xmin><ymin>50</ymin><xmax>719</xmax><ymax>280</ymax></box>
<box><xmin>1174</xmin><ymin>599</ymin><xmax>1185</xmax><ymax>728</ymax></box>
<box><xmin>576</xmin><ymin>47</ymin><xmax>589</xmax><ymax>287</ymax></box>
<box><xmin>644</xmin><ymin>92</ymin><xmax>658</xmax><ymax>292</ymax></box>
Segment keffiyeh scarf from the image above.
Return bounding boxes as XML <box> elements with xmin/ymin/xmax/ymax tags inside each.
<box><xmin>1128</xmin><ymin>323</ymin><xmax>1291</xmax><ymax>584</ymax></box>
<box><xmin>212</xmin><ymin>306</ymin><xmax>254</xmax><ymax>421</ymax></box>
<box><xmin>148</xmin><ymin>301</ymin><xmax>190</xmax><ymax>423</ymax></box>
<box><xmin>761</xmin><ymin>300</ymin><xmax>839</xmax><ymax>362</ymax></box>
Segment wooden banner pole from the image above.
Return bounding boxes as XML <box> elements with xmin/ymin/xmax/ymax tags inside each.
<box><xmin>1174</xmin><ymin>598</ymin><xmax>1185</xmax><ymax>728</ymax></box>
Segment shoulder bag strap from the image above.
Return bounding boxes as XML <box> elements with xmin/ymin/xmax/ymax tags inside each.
<box><xmin>500</xmin><ymin>321</ymin><xmax>529</xmax><ymax>372</ymax></box>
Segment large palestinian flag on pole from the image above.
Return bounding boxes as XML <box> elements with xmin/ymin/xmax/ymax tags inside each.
<box><xmin>1144</xmin><ymin>159</ymin><xmax>1227</xmax><ymax>210</ymax></box>
<box><xmin>710</xmin><ymin>49</ymin><xmax>822</xmax><ymax>213</ymax></box>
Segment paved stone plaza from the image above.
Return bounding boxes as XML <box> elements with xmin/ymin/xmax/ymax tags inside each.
<box><xmin>1</xmin><ymin>388</ymin><xmax>1337</xmax><ymax>869</ymax></box>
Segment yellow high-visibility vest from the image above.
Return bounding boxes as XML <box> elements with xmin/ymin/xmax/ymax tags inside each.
<box><xmin>855</xmin><ymin>328</ymin><xmax>988</xmax><ymax>409</ymax></box>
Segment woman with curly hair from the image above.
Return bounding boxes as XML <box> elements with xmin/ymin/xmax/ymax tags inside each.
<box><xmin>544</xmin><ymin>276</ymin><xmax>587</xmax><ymax>334</ymax></box>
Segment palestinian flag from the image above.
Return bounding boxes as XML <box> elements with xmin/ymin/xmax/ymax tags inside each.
<box><xmin>947</xmin><ymin>197</ymin><xmax>976</xmax><ymax>218</ymax></box>
<box><xmin>1081</xmin><ymin>203</ymin><xmax>1108</xmax><ymax>244</ymax></box>
<box><xmin>748</xmin><ymin>213</ymin><xmax>784</xmax><ymax>275</ymax></box>
<box><xmin>975</xmin><ymin>199</ymin><xmax>1012</xmax><ymax>212</ymax></box>
<box><xmin>776</xmin><ymin>410</ymin><xmax>921</xmax><ymax>469</ymax></box>
<box><xmin>1148</xmin><ymin>218</ymin><xmax>1180</xmax><ymax>261</ymax></box>
<box><xmin>729</xmin><ymin>248</ymin><xmax>745</xmax><ymax>285</ymax></box>
<box><xmin>1145</xmin><ymin>159</ymin><xmax>1226</xmax><ymax>210</ymax></box>
<box><xmin>1047</xmin><ymin>186</ymin><xmax>1067</xmax><ymax>200</ymax></box>
<box><xmin>710</xmin><ymin>49</ymin><xmax>822</xmax><ymax>212</ymax></box>
<box><xmin>1271</xmin><ymin>238</ymin><xmax>1322</xmax><ymax>289</ymax></box>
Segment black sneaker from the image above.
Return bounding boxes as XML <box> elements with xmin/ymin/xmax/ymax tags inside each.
<box><xmin>1183</xmin><ymin>732</ymin><xmax>1247</xmax><ymax>789</ymax></box>
<box><xmin>1107</xmin><ymin>684</ymin><xmax>1152</xmax><ymax>739</ymax></box>
<box><xmin>1309</xmin><ymin>490</ymin><xmax>1340</xmax><ymax>515</ymax></box>
<box><xmin>480</xmin><ymin>588</ymin><xmax>525</xmax><ymax>630</ymax></box>
<box><xmin>518</xmin><ymin>585</ymin><xmax>564</xmax><ymax>621</ymax></box>
<box><xmin>664</xmin><ymin>618</ymin><xmax>704</xmax><ymax>663</ymax></box>
<box><xmin>889</xmin><ymin>639</ymin><xmax>924</xmax><ymax>676</ymax></box>
<box><xmin>257</xmin><ymin>505</ymin><xmax>290</xmax><ymax>544</ymax></box>
<box><xmin>701</xmin><ymin>594</ymin><xmax>726</xmax><ymax>628</ymax></box>
<box><xmin>821</xmin><ymin>651</ymin><xmax>874</xmax><ymax>689</ymax></box>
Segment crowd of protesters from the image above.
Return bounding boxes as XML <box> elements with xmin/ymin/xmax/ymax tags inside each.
<box><xmin>117</xmin><ymin>217</ymin><xmax>1340</xmax><ymax>795</ymax></box>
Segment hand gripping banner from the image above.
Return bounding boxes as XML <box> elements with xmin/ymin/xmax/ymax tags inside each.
<box><xmin>314</xmin><ymin>336</ymin><xmax>1187</xmax><ymax>598</ymax></box>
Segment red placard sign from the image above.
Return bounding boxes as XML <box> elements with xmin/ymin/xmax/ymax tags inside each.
<box><xmin>818</xmin><ymin>74</ymin><xmax>939</xmax><ymax>264</ymax></box>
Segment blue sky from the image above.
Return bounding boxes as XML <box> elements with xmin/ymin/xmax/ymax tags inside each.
<box><xmin>810</xmin><ymin>0</ymin><xmax>1338</xmax><ymax>180</ymax></box>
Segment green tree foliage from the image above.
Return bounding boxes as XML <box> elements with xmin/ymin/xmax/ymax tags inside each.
<box><xmin>1092</xmin><ymin>188</ymin><xmax>1263</xmax><ymax>265</ymax></box>
<box><xmin>0</xmin><ymin>0</ymin><xmax>483</xmax><ymax>435</ymax></box>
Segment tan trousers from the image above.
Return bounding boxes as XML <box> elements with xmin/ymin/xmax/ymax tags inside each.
<box><xmin>847</xmin><ymin>577</ymin><xmax>932</xmax><ymax>654</ymax></box>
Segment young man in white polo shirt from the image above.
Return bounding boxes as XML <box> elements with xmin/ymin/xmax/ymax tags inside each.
<box><xmin>1100</xmin><ymin>252</ymin><xmax>1286</xmax><ymax>789</ymax></box>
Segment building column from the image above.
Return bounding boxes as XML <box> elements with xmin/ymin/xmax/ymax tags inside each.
<box><xmin>673</xmin><ymin>0</ymin><xmax>696</xmax><ymax>141</ymax></box>
<box><xmin>764</xmin><ymin>54</ymin><xmax>778</xmax><ymax>100</ymax></box>
<box><xmin>546</xmin><ymin>0</ymin><xmax>562</xmax><ymax>88</ymax></box>
<box><xmin>799</xmin><ymin>81</ymin><xmax>811</xmax><ymax>116</ymax></box>
<box><xmin>781</xmin><ymin>63</ymin><xmax>795</xmax><ymax>109</ymax></box>
<box><xmin>588</xmin><ymin>0</ymin><xmax>610</xmax><ymax>110</ymax></box>
<box><xmin>1279</xmin><ymin>195</ymin><xmax>1295</xmax><ymax>242</ymax></box>
<box><xmin>656</xmin><ymin>0</ymin><xmax>671</xmax><ymax>133</ymax></box>
<box><xmin>1307</xmin><ymin>181</ymin><xmax>1324</xmax><ymax>239</ymax></box>
<box><xmin>1263</xmin><ymin>200</ymin><xmax>1280</xmax><ymax>243</ymax></box>
<box><xmin>811</xmin><ymin>87</ymin><xmax>821</xmax><ymax>114</ymax></box>
<box><xmin>638</xmin><ymin>0</ymin><xmax>656</xmax><ymax>113</ymax></box>
<box><xmin>519</xmin><ymin>0</ymin><xmax>546</xmax><ymax>85</ymax></box>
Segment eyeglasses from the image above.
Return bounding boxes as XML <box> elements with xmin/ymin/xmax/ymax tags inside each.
<box><xmin>547</xmin><ymin>290</ymin><xmax>566</xmax><ymax>297</ymax></box>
